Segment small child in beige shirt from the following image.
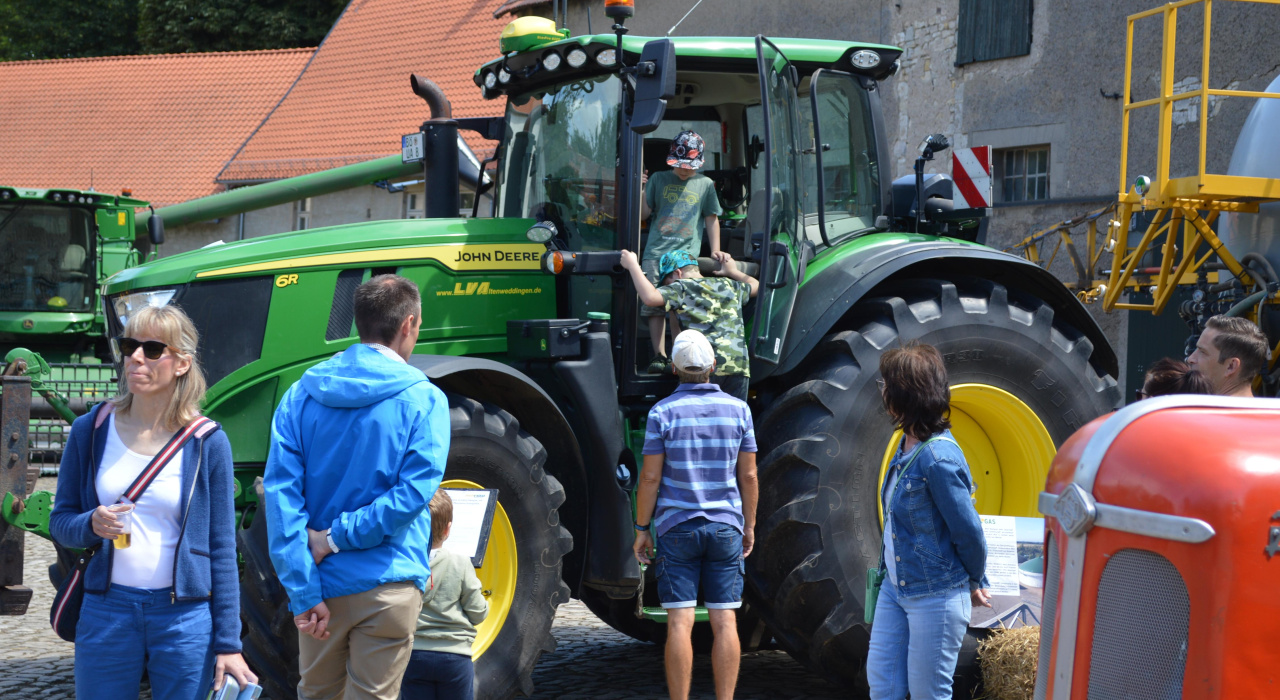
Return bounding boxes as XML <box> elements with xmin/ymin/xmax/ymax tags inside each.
<box><xmin>400</xmin><ymin>490</ymin><xmax>489</xmax><ymax>700</ymax></box>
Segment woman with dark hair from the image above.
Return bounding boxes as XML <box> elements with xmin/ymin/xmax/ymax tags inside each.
<box><xmin>1136</xmin><ymin>357</ymin><xmax>1213</xmax><ymax>400</ymax></box>
<box><xmin>866</xmin><ymin>341</ymin><xmax>990</xmax><ymax>700</ymax></box>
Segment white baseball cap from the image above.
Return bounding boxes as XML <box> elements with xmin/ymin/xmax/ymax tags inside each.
<box><xmin>671</xmin><ymin>330</ymin><xmax>715</xmax><ymax>373</ymax></box>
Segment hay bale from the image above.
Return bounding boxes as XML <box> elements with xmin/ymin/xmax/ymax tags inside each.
<box><xmin>977</xmin><ymin>625</ymin><xmax>1040</xmax><ymax>700</ymax></box>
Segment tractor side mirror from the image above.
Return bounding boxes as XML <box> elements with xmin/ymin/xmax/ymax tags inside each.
<box><xmin>631</xmin><ymin>39</ymin><xmax>676</xmax><ymax>134</ymax></box>
<box><xmin>147</xmin><ymin>214</ymin><xmax>165</xmax><ymax>246</ymax></box>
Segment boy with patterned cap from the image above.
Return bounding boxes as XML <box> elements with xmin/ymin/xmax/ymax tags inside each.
<box><xmin>639</xmin><ymin>130</ymin><xmax>726</xmax><ymax>373</ymax></box>
<box><xmin>620</xmin><ymin>247</ymin><xmax>758</xmax><ymax>401</ymax></box>
<box><xmin>632</xmin><ymin>329</ymin><xmax>758</xmax><ymax>700</ymax></box>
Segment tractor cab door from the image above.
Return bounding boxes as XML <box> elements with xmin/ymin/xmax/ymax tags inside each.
<box><xmin>751</xmin><ymin>37</ymin><xmax>803</xmax><ymax>366</ymax></box>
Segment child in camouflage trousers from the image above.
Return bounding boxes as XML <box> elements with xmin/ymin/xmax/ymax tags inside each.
<box><xmin>621</xmin><ymin>248</ymin><xmax>759</xmax><ymax>401</ymax></box>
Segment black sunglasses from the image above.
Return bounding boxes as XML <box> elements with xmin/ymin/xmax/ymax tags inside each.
<box><xmin>1134</xmin><ymin>388</ymin><xmax>1150</xmax><ymax>401</ymax></box>
<box><xmin>114</xmin><ymin>337</ymin><xmax>175</xmax><ymax>360</ymax></box>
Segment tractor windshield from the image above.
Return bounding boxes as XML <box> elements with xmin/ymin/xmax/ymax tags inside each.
<box><xmin>497</xmin><ymin>74</ymin><xmax>620</xmax><ymax>250</ymax></box>
<box><xmin>0</xmin><ymin>204</ymin><xmax>94</xmax><ymax>312</ymax></box>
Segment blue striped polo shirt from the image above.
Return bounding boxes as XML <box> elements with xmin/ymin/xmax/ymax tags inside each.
<box><xmin>643</xmin><ymin>383</ymin><xmax>758</xmax><ymax>536</ymax></box>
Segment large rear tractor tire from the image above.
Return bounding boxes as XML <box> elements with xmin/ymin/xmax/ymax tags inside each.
<box><xmin>238</xmin><ymin>395</ymin><xmax>573</xmax><ymax>700</ymax></box>
<box><xmin>747</xmin><ymin>277</ymin><xmax>1120</xmax><ymax>696</ymax></box>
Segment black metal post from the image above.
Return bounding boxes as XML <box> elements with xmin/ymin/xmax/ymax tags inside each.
<box><xmin>424</xmin><ymin>120</ymin><xmax>460</xmax><ymax>218</ymax></box>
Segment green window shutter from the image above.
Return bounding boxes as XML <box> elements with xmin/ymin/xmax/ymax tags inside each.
<box><xmin>956</xmin><ymin>0</ymin><xmax>1033</xmax><ymax>66</ymax></box>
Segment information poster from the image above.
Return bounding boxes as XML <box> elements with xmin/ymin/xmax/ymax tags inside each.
<box><xmin>980</xmin><ymin>515</ymin><xmax>1021</xmax><ymax>596</ymax></box>
<box><xmin>970</xmin><ymin>516</ymin><xmax>1046</xmax><ymax>629</ymax></box>
<box><xmin>441</xmin><ymin>488</ymin><xmax>498</xmax><ymax>567</ymax></box>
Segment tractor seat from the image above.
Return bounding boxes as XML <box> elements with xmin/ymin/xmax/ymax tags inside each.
<box><xmin>697</xmin><ymin>257</ymin><xmax>760</xmax><ymax>279</ymax></box>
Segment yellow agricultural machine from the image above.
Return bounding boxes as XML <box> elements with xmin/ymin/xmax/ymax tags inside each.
<box><xmin>1010</xmin><ymin>0</ymin><xmax>1280</xmax><ymax>378</ymax></box>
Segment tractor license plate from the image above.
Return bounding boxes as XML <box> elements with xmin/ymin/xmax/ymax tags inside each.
<box><xmin>401</xmin><ymin>132</ymin><xmax>424</xmax><ymax>164</ymax></box>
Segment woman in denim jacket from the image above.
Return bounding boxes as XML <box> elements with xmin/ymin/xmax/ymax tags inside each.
<box><xmin>866</xmin><ymin>342</ymin><xmax>991</xmax><ymax>700</ymax></box>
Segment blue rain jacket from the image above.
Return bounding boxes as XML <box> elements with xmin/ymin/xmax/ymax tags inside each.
<box><xmin>879</xmin><ymin>430</ymin><xmax>990</xmax><ymax>599</ymax></box>
<box><xmin>264</xmin><ymin>344</ymin><xmax>450</xmax><ymax>615</ymax></box>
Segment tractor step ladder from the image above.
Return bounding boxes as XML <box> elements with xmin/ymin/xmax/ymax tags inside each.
<box><xmin>641</xmin><ymin>606</ymin><xmax>710</xmax><ymax>623</ymax></box>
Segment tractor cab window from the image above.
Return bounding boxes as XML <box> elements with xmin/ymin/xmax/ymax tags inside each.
<box><xmin>807</xmin><ymin>70</ymin><xmax>881</xmax><ymax>244</ymax></box>
<box><xmin>0</xmin><ymin>204</ymin><xmax>94</xmax><ymax>312</ymax></box>
<box><xmin>497</xmin><ymin>74</ymin><xmax>620</xmax><ymax>252</ymax></box>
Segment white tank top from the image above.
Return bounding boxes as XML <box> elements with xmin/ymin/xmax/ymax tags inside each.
<box><xmin>94</xmin><ymin>415</ymin><xmax>184</xmax><ymax>589</ymax></box>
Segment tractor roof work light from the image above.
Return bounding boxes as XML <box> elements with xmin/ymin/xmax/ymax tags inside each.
<box><xmin>596</xmin><ymin>49</ymin><xmax>617</xmax><ymax>67</ymax></box>
<box><xmin>604</xmin><ymin>0</ymin><xmax>635</xmax><ymax>20</ymax></box>
<box><xmin>566</xmin><ymin>48</ymin><xmax>588</xmax><ymax>68</ymax></box>
<box><xmin>850</xmin><ymin>49</ymin><xmax>881</xmax><ymax>69</ymax></box>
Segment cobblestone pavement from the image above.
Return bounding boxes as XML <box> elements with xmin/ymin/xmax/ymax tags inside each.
<box><xmin>2</xmin><ymin>478</ymin><xmax>840</xmax><ymax>699</ymax></box>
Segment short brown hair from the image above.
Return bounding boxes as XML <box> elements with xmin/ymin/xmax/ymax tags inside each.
<box><xmin>879</xmin><ymin>341</ymin><xmax>951</xmax><ymax>442</ymax></box>
<box><xmin>675</xmin><ymin>367</ymin><xmax>713</xmax><ymax>384</ymax></box>
<box><xmin>429</xmin><ymin>489</ymin><xmax>453</xmax><ymax>548</ymax></box>
<box><xmin>1142</xmin><ymin>357</ymin><xmax>1212</xmax><ymax>397</ymax></box>
<box><xmin>354</xmin><ymin>274</ymin><xmax>421</xmax><ymax>345</ymax></box>
<box><xmin>1205</xmin><ymin>315</ymin><xmax>1269</xmax><ymax>381</ymax></box>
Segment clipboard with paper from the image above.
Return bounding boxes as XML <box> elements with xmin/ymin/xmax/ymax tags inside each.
<box><xmin>440</xmin><ymin>488</ymin><xmax>500</xmax><ymax>568</ymax></box>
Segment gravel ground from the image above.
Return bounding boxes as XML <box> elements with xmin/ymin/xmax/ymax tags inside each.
<box><xmin>1</xmin><ymin>477</ymin><xmax>841</xmax><ymax>699</ymax></box>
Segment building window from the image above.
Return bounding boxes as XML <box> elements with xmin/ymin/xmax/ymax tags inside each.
<box><xmin>295</xmin><ymin>198</ymin><xmax>312</xmax><ymax>230</ymax></box>
<box><xmin>956</xmin><ymin>0</ymin><xmax>1033</xmax><ymax>66</ymax></box>
<box><xmin>996</xmin><ymin>146</ymin><xmax>1049</xmax><ymax>202</ymax></box>
<box><xmin>405</xmin><ymin>193</ymin><xmax>423</xmax><ymax>219</ymax></box>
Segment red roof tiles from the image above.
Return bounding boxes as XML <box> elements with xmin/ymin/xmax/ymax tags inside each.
<box><xmin>218</xmin><ymin>0</ymin><xmax>511</xmax><ymax>183</ymax></box>
<box><xmin>0</xmin><ymin>49</ymin><xmax>314</xmax><ymax>207</ymax></box>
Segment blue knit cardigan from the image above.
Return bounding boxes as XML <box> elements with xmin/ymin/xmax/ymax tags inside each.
<box><xmin>50</xmin><ymin>403</ymin><xmax>242</xmax><ymax>654</ymax></box>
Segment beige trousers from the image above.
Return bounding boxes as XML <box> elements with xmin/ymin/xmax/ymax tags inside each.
<box><xmin>297</xmin><ymin>581</ymin><xmax>423</xmax><ymax>700</ymax></box>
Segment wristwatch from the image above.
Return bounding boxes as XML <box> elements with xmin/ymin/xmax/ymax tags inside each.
<box><xmin>325</xmin><ymin>530</ymin><xmax>341</xmax><ymax>554</ymax></box>
<box><xmin>634</xmin><ymin>521</ymin><xmax>650</xmax><ymax>532</ymax></box>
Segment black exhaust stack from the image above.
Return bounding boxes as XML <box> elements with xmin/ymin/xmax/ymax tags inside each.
<box><xmin>410</xmin><ymin>74</ymin><xmax>460</xmax><ymax>219</ymax></box>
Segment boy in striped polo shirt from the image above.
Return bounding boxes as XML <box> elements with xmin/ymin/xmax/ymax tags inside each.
<box><xmin>633</xmin><ymin>330</ymin><xmax>759</xmax><ymax>700</ymax></box>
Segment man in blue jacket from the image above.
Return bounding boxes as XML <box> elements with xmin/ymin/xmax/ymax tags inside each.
<box><xmin>265</xmin><ymin>274</ymin><xmax>449</xmax><ymax>700</ymax></box>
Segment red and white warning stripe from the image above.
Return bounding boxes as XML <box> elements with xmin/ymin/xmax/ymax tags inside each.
<box><xmin>952</xmin><ymin>146</ymin><xmax>992</xmax><ymax>209</ymax></box>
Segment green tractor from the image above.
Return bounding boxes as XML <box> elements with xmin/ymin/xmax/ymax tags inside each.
<box><xmin>90</xmin><ymin>11</ymin><xmax>1118</xmax><ymax>700</ymax></box>
<box><xmin>0</xmin><ymin>186</ymin><xmax>164</xmax><ymax>462</ymax></box>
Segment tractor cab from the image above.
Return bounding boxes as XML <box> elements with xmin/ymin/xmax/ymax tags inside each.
<box><xmin>0</xmin><ymin>187</ymin><xmax>151</xmax><ymax>360</ymax></box>
<box><xmin>474</xmin><ymin>16</ymin><xmax>901</xmax><ymax>396</ymax></box>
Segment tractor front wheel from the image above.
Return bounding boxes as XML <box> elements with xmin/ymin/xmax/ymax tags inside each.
<box><xmin>747</xmin><ymin>277</ymin><xmax>1120</xmax><ymax>695</ymax></box>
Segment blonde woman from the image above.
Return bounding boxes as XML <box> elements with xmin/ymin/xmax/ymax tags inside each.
<box><xmin>50</xmin><ymin>304</ymin><xmax>256</xmax><ymax>699</ymax></box>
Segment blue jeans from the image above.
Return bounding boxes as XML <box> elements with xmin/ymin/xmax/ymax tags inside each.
<box><xmin>655</xmin><ymin>517</ymin><xmax>744</xmax><ymax>609</ymax></box>
<box><xmin>75</xmin><ymin>584</ymin><xmax>215</xmax><ymax>700</ymax></box>
<box><xmin>400</xmin><ymin>649</ymin><xmax>474</xmax><ymax>700</ymax></box>
<box><xmin>866</xmin><ymin>580</ymin><xmax>970</xmax><ymax>700</ymax></box>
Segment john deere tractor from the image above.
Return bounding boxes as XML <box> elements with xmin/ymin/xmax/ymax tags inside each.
<box><xmin>94</xmin><ymin>7</ymin><xmax>1119</xmax><ymax>698</ymax></box>
<box><xmin>0</xmin><ymin>186</ymin><xmax>163</xmax><ymax>463</ymax></box>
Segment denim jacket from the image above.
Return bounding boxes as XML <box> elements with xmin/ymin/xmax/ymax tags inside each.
<box><xmin>879</xmin><ymin>430</ymin><xmax>989</xmax><ymax>598</ymax></box>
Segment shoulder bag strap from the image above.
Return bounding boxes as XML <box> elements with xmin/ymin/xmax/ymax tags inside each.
<box><xmin>883</xmin><ymin>435</ymin><xmax>956</xmax><ymax>518</ymax></box>
<box><xmin>118</xmin><ymin>416</ymin><xmax>215</xmax><ymax>505</ymax></box>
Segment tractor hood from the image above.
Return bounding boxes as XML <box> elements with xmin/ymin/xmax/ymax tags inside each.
<box><xmin>104</xmin><ymin>216</ymin><xmax>536</xmax><ymax>294</ymax></box>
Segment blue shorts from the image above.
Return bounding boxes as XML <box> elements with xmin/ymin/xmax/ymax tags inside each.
<box><xmin>655</xmin><ymin>517</ymin><xmax>744</xmax><ymax>609</ymax></box>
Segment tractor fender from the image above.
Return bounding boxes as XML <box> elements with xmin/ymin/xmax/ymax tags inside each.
<box><xmin>407</xmin><ymin>354</ymin><xmax>590</xmax><ymax>593</ymax></box>
<box><xmin>770</xmin><ymin>241</ymin><xmax>1118</xmax><ymax>380</ymax></box>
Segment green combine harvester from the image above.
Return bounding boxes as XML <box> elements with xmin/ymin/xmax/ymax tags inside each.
<box><xmin>0</xmin><ymin>186</ymin><xmax>164</xmax><ymax>463</ymax></box>
<box><xmin>5</xmin><ymin>5</ymin><xmax>1121</xmax><ymax>698</ymax></box>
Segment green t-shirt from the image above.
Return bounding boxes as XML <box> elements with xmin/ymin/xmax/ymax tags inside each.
<box><xmin>659</xmin><ymin>277</ymin><xmax>752</xmax><ymax>377</ymax></box>
<box><xmin>642</xmin><ymin>170</ymin><xmax>723</xmax><ymax>262</ymax></box>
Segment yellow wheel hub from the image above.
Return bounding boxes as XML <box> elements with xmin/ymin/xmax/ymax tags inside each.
<box><xmin>441</xmin><ymin>479</ymin><xmax>516</xmax><ymax>659</ymax></box>
<box><xmin>877</xmin><ymin>383</ymin><xmax>1056</xmax><ymax>523</ymax></box>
